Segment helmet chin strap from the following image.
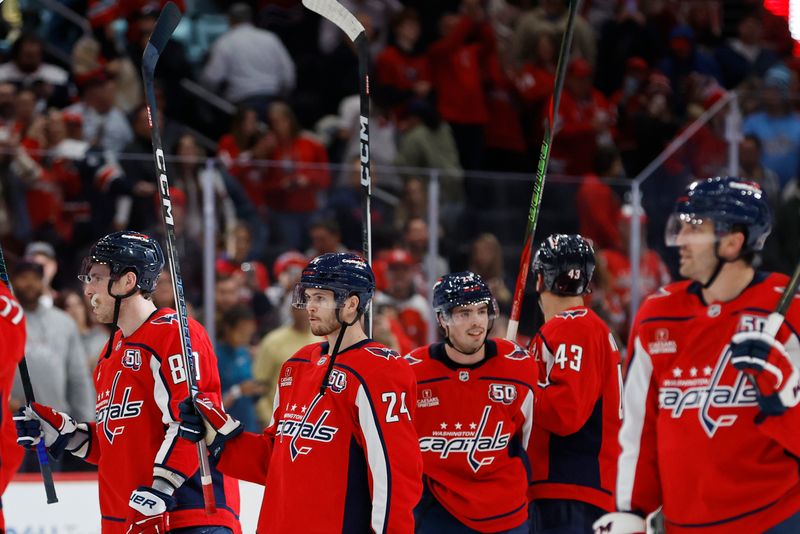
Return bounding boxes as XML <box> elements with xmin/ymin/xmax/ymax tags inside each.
<box><xmin>319</xmin><ymin>307</ymin><xmax>363</xmax><ymax>395</ymax></box>
<box><xmin>101</xmin><ymin>276</ymin><xmax>139</xmax><ymax>359</ymax></box>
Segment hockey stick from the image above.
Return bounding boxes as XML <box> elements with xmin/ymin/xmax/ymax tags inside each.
<box><xmin>762</xmin><ymin>261</ymin><xmax>800</xmax><ymax>336</ymax></box>
<box><xmin>141</xmin><ymin>2</ymin><xmax>215</xmax><ymax>515</ymax></box>
<box><xmin>506</xmin><ymin>0</ymin><xmax>583</xmax><ymax>341</ymax></box>
<box><xmin>0</xmin><ymin>244</ymin><xmax>58</xmax><ymax>503</ymax></box>
<box><xmin>302</xmin><ymin>0</ymin><xmax>373</xmax><ymax>335</ymax></box>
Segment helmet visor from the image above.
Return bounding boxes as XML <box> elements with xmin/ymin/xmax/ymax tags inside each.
<box><xmin>291</xmin><ymin>284</ymin><xmax>346</xmax><ymax>310</ymax></box>
<box><xmin>664</xmin><ymin>213</ymin><xmax>718</xmax><ymax>247</ymax></box>
<box><xmin>440</xmin><ymin>300</ymin><xmax>497</xmax><ymax>326</ymax></box>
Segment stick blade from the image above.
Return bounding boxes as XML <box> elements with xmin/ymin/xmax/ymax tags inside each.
<box><xmin>148</xmin><ymin>2</ymin><xmax>182</xmax><ymax>54</ymax></box>
<box><xmin>302</xmin><ymin>0</ymin><xmax>364</xmax><ymax>43</ymax></box>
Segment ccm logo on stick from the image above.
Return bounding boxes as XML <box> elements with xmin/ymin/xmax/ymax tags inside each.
<box><xmin>155</xmin><ymin>148</ymin><xmax>173</xmax><ymax>226</ymax></box>
<box><xmin>359</xmin><ymin>115</ymin><xmax>369</xmax><ymax>186</ymax></box>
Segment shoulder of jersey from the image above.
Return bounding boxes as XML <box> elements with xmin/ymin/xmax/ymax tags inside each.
<box><xmin>357</xmin><ymin>341</ymin><xmax>406</xmax><ymax>366</ymax></box>
<box><xmin>289</xmin><ymin>341</ymin><xmax>326</xmax><ymax>362</ymax></box>
<box><xmin>403</xmin><ymin>345</ymin><xmax>430</xmax><ymax>367</ymax></box>
<box><xmin>636</xmin><ymin>280</ymin><xmax>696</xmax><ymax>317</ymax></box>
<box><xmin>493</xmin><ymin>338</ymin><xmax>534</xmax><ymax>362</ymax></box>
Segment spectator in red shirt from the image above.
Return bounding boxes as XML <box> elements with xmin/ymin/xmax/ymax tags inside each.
<box><xmin>576</xmin><ymin>145</ymin><xmax>623</xmax><ymax>251</ymax></box>
<box><xmin>374</xmin><ymin>248</ymin><xmax>431</xmax><ymax>348</ymax></box>
<box><xmin>551</xmin><ymin>58</ymin><xmax>615</xmax><ymax>177</ymax></box>
<box><xmin>428</xmin><ymin>1</ymin><xmax>495</xmax><ymax>172</ymax></box>
<box><xmin>263</xmin><ymin>101</ymin><xmax>331</xmax><ymax>250</ymax></box>
<box><xmin>595</xmin><ymin>204</ymin><xmax>671</xmax><ymax>338</ymax></box>
<box><xmin>514</xmin><ymin>30</ymin><xmax>557</xmax><ymax>154</ymax></box>
<box><xmin>375</xmin><ymin>8</ymin><xmax>431</xmax><ymax>115</ymax></box>
<box><xmin>217</xmin><ymin>221</ymin><xmax>270</xmax><ymax>292</ymax></box>
<box><xmin>217</xmin><ymin>107</ymin><xmax>269</xmax><ymax>217</ymax></box>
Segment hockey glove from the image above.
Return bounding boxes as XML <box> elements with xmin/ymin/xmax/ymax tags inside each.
<box><xmin>730</xmin><ymin>330</ymin><xmax>800</xmax><ymax>416</ymax></box>
<box><xmin>13</xmin><ymin>403</ymin><xmax>90</xmax><ymax>458</ymax></box>
<box><xmin>178</xmin><ymin>394</ymin><xmax>243</xmax><ymax>459</ymax></box>
<box><xmin>593</xmin><ymin>512</ymin><xmax>646</xmax><ymax>534</ymax></box>
<box><xmin>126</xmin><ymin>486</ymin><xmax>176</xmax><ymax>534</ymax></box>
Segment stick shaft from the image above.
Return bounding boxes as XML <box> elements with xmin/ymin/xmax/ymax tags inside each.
<box><xmin>141</xmin><ymin>2</ymin><xmax>216</xmax><ymax>515</ymax></box>
<box><xmin>506</xmin><ymin>0</ymin><xmax>583</xmax><ymax>341</ymax></box>
<box><xmin>0</xmin><ymin>245</ymin><xmax>58</xmax><ymax>503</ymax></box>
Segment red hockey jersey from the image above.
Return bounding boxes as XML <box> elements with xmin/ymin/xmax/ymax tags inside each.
<box><xmin>86</xmin><ymin>308</ymin><xmax>240</xmax><ymax>533</ymax></box>
<box><xmin>528</xmin><ymin>306</ymin><xmax>622</xmax><ymax>512</ymax></box>
<box><xmin>406</xmin><ymin>339</ymin><xmax>537</xmax><ymax>532</ymax></box>
<box><xmin>216</xmin><ymin>339</ymin><xmax>423</xmax><ymax>533</ymax></box>
<box><xmin>0</xmin><ymin>283</ymin><xmax>25</xmax><ymax>531</ymax></box>
<box><xmin>620</xmin><ymin>273</ymin><xmax>800</xmax><ymax>532</ymax></box>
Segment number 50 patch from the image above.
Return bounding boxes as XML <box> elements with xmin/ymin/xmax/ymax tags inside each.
<box><xmin>488</xmin><ymin>384</ymin><xmax>517</xmax><ymax>405</ymax></box>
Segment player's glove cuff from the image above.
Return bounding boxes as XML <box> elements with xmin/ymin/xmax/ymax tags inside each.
<box><xmin>592</xmin><ymin>512</ymin><xmax>646</xmax><ymax>534</ymax></box>
<box><xmin>13</xmin><ymin>403</ymin><xmax>80</xmax><ymax>458</ymax></box>
<box><xmin>126</xmin><ymin>486</ymin><xmax>177</xmax><ymax>534</ymax></box>
<box><xmin>730</xmin><ymin>330</ymin><xmax>800</xmax><ymax>415</ymax></box>
<box><xmin>178</xmin><ymin>394</ymin><xmax>243</xmax><ymax>460</ymax></box>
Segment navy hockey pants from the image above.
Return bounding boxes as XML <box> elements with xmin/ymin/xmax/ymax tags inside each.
<box><xmin>528</xmin><ymin>499</ymin><xmax>605</xmax><ymax>533</ymax></box>
<box><xmin>765</xmin><ymin>509</ymin><xmax>800</xmax><ymax>533</ymax></box>
<box><xmin>415</xmin><ymin>494</ymin><xmax>529</xmax><ymax>534</ymax></box>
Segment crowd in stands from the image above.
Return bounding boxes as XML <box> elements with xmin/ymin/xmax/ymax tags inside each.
<box><xmin>2</xmin><ymin>0</ymin><xmax>800</xmax><ymax>464</ymax></box>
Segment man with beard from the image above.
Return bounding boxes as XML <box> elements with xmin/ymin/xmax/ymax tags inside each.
<box><xmin>177</xmin><ymin>252</ymin><xmax>423</xmax><ymax>533</ymax></box>
<box><xmin>15</xmin><ymin>231</ymin><xmax>240</xmax><ymax>533</ymax></box>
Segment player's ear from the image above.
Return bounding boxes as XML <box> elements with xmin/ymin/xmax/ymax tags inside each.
<box><xmin>719</xmin><ymin>231</ymin><xmax>745</xmax><ymax>261</ymax></box>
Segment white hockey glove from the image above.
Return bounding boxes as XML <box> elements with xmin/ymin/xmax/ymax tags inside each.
<box><xmin>730</xmin><ymin>327</ymin><xmax>800</xmax><ymax>416</ymax></box>
<box><xmin>593</xmin><ymin>512</ymin><xmax>646</xmax><ymax>534</ymax></box>
<box><xmin>13</xmin><ymin>402</ymin><xmax>90</xmax><ymax>458</ymax></box>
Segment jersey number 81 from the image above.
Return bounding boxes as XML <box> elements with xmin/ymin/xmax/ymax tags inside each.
<box><xmin>167</xmin><ymin>352</ymin><xmax>201</xmax><ymax>384</ymax></box>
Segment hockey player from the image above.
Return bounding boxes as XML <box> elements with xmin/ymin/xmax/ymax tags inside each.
<box><xmin>177</xmin><ymin>252</ymin><xmax>423</xmax><ymax>533</ymax></box>
<box><xmin>408</xmin><ymin>271</ymin><xmax>536</xmax><ymax>533</ymax></box>
<box><xmin>14</xmin><ymin>232</ymin><xmax>240</xmax><ymax>534</ymax></box>
<box><xmin>594</xmin><ymin>176</ymin><xmax>800</xmax><ymax>533</ymax></box>
<box><xmin>0</xmin><ymin>276</ymin><xmax>25</xmax><ymax>531</ymax></box>
<box><xmin>527</xmin><ymin>234</ymin><xmax>623</xmax><ymax>532</ymax></box>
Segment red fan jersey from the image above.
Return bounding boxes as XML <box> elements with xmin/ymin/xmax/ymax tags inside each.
<box><xmin>85</xmin><ymin>308</ymin><xmax>240</xmax><ymax>533</ymax></box>
<box><xmin>0</xmin><ymin>283</ymin><xmax>25</xmax><ymax>532</ymax></box>
<box><xmin>215</xmin><ymin>339</ymin><xmax>423</xmax><ymax>533</ymax></box>
<box><xmin>406</xmin><ymin>339</ymin><xmax>536</xmax><ymax>532</ymax></box>
<box><xmin>528</xmin><ymin>306</ymin><xmax>623</xmax><ymax>512</ymax></box>
<box><xmin>620</xmin><ymin>273</ymin><xmax>800</xmax><ymax>532</ymax></box>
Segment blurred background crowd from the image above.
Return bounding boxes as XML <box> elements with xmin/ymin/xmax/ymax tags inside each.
<box><xmin>2</xmin><ymin>0</ymin><xmax>800</xmax><ymax>462</ymax></box>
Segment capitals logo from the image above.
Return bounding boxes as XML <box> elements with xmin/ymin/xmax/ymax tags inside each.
<box><xmin>277</xmin><ymin>393</ymin><xmax>339</xmax><ymax>461</ymax></box>
<box><xmin>556</xmin><ymin>308</ymin><xmax>588</xmax><ymax>320</ymax></box>
<box><xmin>366</xmin><ymin>347</ymin><xmax>400</xmax><ymax>360</ymax></box>
<box><xmin>96</xmin><ymin>371</ymin><xmax>144</xmax><ymax>443</ymax></box>
<box><xmin>504</xmin><ymin>342</ymin><xmax>530</xmax><ymax>361</ymax></box>
<box><xmin>419</xmin><ymin>406</ymin><xmax>511</xmax><ymax>472</ymax></box>
<box><xmin>151</xmin><ymin>313</ymin><xmax>179</xmax><ymax>325</ymax></box>
<box><xmin>659</xmin><ymin>346</ymin><xmax>757</xmax><ymax>437</ymax></box>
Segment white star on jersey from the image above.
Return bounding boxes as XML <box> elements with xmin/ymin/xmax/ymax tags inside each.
<box><xmin>689</xmin><ymin>367</ymin><xmax>698</xmax><ymax>377</ymax></box>
<box><xmin>469</xmin><ymin>422</ymin><xmax>477</xmax><ymax>430</ymax></box>
<box><xmin>440</xmin><ymin>422</ymin><xmax>447</xmax><ymax>429</ymax></box>
<box><xmin>672</xmin><ymin>367</ymin><xmax>683</xmax><ymax>378</ymax></box>
<box><xmin>454</xmin><ymin>423</ymin><xmax>462</xmax><ymax>430</ymax></box>
<box><xmin>703</xmin><ymin>366</ymin><xmax>713</xmax><ymax>376</ymax></box>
